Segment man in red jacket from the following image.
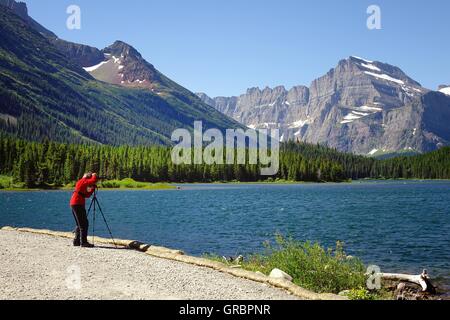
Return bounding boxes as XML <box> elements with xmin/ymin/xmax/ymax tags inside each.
<box><xmin>70</xmin><ymin>172</ymin><xmax>98</xmax><ymax>247</ymax></box>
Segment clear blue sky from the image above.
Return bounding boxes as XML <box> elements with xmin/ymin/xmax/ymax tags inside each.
<box><xmin>26</xmin><ymin>0</ymin><xmax>450</xmax><ymax>97</ymax></box>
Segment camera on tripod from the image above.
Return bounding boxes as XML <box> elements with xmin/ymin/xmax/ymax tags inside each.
<box><xmin>87</xmin><ymin>176</ymin><xmax>107</xmax><ymax>192</ymax></box>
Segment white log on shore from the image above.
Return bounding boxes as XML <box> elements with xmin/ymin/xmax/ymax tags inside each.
<box><xmin>379</xmin><ymin>270</ymin><xmax>436</xmax><ymax>293</ymax></box>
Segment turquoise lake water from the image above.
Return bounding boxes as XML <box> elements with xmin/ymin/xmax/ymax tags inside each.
<box><xmin>1</xmin><ymin>181</ymin><xmax>449</xmax><ymax>290</ymax></box>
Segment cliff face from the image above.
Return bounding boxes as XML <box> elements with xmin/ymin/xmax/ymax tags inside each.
<box><xmin>0</xmin><ymin>0</ymin><xmax>27</xmax><ymax>18</ymax></box>
<box><xmin>0</xmin><ymin>0</ymin><xmax>56</xmax><ymax>37</ymax></box>
<box><xmin>199</xmin><ymin>57</ymin><xmax>450</xmax><ymax>154</ymax></box>
<box><xmin>0</xmin><ymin>0</ymin><xmax>105</xmax><ymax>67</ymax></box>
<box><xmin>51</xmin><ymin>39</ymin><xmax>105</xmax><ymax>68</ymax></box>
<box><xmin>197</xmin><ymin>86</ymin><xmax>309</xmax><ymax>132</ymax></box>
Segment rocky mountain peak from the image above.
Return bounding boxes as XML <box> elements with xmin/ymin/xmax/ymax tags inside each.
<box><xmin>80</xmin><ymin>40</ymin><xmax>164</xmax><ymax>90</ymax></box>
<box><xmin>245</xmin><ymin>87</ymin><xmax>262</xmax><ymax>95</ymax></box>
<box><xmin>347</xmin><ymin>56</ymin><xmax>423</xmax><ymax>89</ymax></box>
<box><xmin>200</xmin><ymin>56</ymin><xmax>450</xmax><ymax>155</ymax></box>
<box><xmin>103</xmin><ymin>41</ymin><xmax>143</xmax><ymax>61</ymax></box>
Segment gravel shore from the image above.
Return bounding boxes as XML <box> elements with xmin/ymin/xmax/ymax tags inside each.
<box><xmin>0</xmin><ymin>230</ymin><xmax>299</xmax><ymax>300</ymax></box>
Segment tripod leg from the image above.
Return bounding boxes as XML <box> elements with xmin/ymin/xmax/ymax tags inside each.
<box><xmin>95</xmin><ymin>199</ymin><xmax>117</xmax><ymax>248</ymax></box>
<box><xmin>92</xmin><ymin>200</ymin><xmax>96</xmax><ymax>246</ymax></box>
<box><xmin>86</xmin><ymin>197</ymin><xmax>94</xmax><ymax>218</ymax></box>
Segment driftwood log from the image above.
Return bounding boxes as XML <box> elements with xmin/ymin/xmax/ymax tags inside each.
<box><xmin>379</xmin><ymin>269</ymin><xmax>436</xmax><ymax>294</ymax></box>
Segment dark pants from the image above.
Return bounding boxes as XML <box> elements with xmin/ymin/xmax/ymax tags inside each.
<box><xmin>71</xmin><ymin>205</ymin><xmax>89</xmax><ymax>244</ymax></box>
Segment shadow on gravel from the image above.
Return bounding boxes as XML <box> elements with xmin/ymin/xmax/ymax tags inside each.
<box><xmin>92</xmin><ymin>245</ymin><xmax>133</xmax><ymax>251</ymax></box>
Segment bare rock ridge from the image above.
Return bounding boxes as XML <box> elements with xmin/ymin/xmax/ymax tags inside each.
<box><xmin>0</xmin><ymin>0</ymin><xmax>56</xmax><ymax>38</ymax></box>
<box><xmin>51</xmin><ymin>39</ymin><xmax>105</xmax><ymax>68</ymax></box>
<box><xmin>0</xmin><ymin>0</ymin><xmax>104</xmax><ymax>68</ymax></box>
<box><xmin>198</xmin><ymin>56</ymin><xmax>450</xmax><ymax>155</ymax></box>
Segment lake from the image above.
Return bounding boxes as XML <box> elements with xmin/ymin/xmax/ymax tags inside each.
<box><xmin>1</xmin><ymin>181</ymin><xmax>449</xmax><ymax>291</ymax></box>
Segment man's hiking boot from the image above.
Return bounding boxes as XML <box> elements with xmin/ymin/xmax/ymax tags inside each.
<box><xmin>81</xmin><ymin>242</ymin><xmax>94</xmax><ymax>248</ymax></box>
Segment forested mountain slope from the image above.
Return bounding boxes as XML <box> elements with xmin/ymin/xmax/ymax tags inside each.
<box><xmin>0</xmin><ymin>5</ymin><xmax>241</xmax><ymax>145</ymax></box>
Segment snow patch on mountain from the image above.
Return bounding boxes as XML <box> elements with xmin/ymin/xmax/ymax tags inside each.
<box><xmin>361</xmin><ymin>63</ymin><xmax>381</xmax><ymax>72</ymax></box>
<box><xmin>439</xmin><ymin>87</ymin><xmax>450</xmax><ymax>96</ymax></box>
<box><xmin>351</xmin><ymin>56</ymin><xmax>373</xmax><ymax>63</ymax></box>
<box><xmin>83</xmin><ymin>60</ymin><xmax>108</xmax><ymax>72</ymax></box>
<box><xmin>341</xmin><ymin>104</ymin><xmax>383</xmax><ymax>124</ymax></box>
<box><xmin>112</xmin><ymin>56</ymin><xmax>121</xmax><ymax>64</ymax></box>
<box><xmin>341</xmin><ymin>112</ymin><xmax>364</xmax><ymax>124</ymax></box>
<box><xmin>358</xmin><ymin>105</ymin><xmax>383</xmax><ymax>112</ymax></box>
<box><xmin>364</xmin><ymin>71</ymin><xmax>405</xmax><ymax>85</ymax></box>
<box><xmin>352</xmin><ymin>111</ymin><xmax>370</xmax><ymax>116</ymax></box>
<box><xmin>248</xmin><ymin>123</ymin><xmax>279</xmax><ymax>129</ymax></box>
<box><xmin>358</xmin><ymin>62</ymin><xmax>423</xmax><ymax>97</ymax></box>
<box><xmin>288</xmin><ymin>119</ymin><xmax>311</xmax><ymax>129</ymax></box>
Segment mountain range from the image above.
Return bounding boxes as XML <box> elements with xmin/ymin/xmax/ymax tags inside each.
<box><xmin>0</xmin><ymin>0</ymin><xmax>242</xmax><ymax>145</ymax></box>
<box><xmin>1</xmin><ymin>0</ymin><xmax>449</xmax><ymax>156</ymax></box>
<box><xmin>198</xmin><ymin>57</ymin><xmax>450</xmax><ymax>155</ymax></box>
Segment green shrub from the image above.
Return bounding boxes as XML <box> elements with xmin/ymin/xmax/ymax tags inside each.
<box><xmin>347</xmin><ymin>288</ymin><xmax>376</xmax><ymax>300</ymax></box>
<box><xmin>65</xmin><ymin>182</ymin><xmax>76</xmax><ymax>188</ymax></box>
<box><xmin>99</xmin><ymin>181</ymin><xmax>121</xmax><ymax>189</ymax></box>
<box><xmin>240</xmin><ymin>235</ymin><xmax>366</xmax><ymax>294</ymax></box>
<box><xmin>97</xmin><ymin>178</ymin><xmax>174</xmax><ymax>190</ymax></box>
<box><xmin>0</xmin><ymin>175</ymin><xmax>12</xmax><ymax>189</ymax></box>
<box><xmin>120</xmin><ymin>178</ymin><xmax>137</xmax><ymax>188</ymax></box>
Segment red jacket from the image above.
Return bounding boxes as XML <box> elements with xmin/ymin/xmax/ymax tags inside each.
<box><xmin>70</xmin><ymin>176</ymin><xmax>98</xmax><ymax>206</ymax></box>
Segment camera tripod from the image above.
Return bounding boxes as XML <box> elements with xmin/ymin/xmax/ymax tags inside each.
<box><xmin>86</xmin><ymin>188</ymin><xmax>117</xmax><ymax>248</ymax></box>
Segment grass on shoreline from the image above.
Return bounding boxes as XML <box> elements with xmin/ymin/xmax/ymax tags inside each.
<box><xmin>0</xmin><ymin>176</ymin><xmax>175</xmax><ymax>191</ymax></box>
<box><xmin>205</xmin><ymin>235</ymin><xmax>391</xmax><ymax>300</ymax></box>
<box><xmin>2</xmin><ymin>174</ymin><xmax>449</xmax><ymax>191</ymax></box>
<box><xmin>0</xmin><ymin>175</ymin><xmax>23</xmax><ymax>190</ymax></box>
<box><xmin>96</xmin><ymin>178</ymin><xmax>175</xmax><ymax>190</ymax></box>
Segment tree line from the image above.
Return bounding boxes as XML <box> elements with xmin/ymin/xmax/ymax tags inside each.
<box><xmin>0</xmin><ymin>135</ymin><xmax>449</xmax><ymax>188</ymax></box>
